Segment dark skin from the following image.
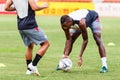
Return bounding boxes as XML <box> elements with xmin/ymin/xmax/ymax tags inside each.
<box><xmin>61</xmin><ymin>17</ymin><xmax>106</xmax><ymax>66</ymax></box>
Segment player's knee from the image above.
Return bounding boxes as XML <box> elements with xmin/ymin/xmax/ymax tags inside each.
<box><xmin>95</xmin><ymin>39</ymin><xmax>102</xmax><ymax>46</ymax></box>
<box><xmin>28</xmin><ymin>43</ymin><xmax>34</xmax><ymax>49</ymax></box>
<box><xmin>43</xmin><ymin>40</ymin><xmax>50</xmax><ymax>48</ymax></box>
<box><xmin>46</xmin><ymin>41</ymin><xmax>50</xmax><ymax>47</ymax></box>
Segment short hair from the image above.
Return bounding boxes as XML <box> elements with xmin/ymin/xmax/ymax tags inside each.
<box><xmin>60</xmin><ymin>15</ymin><xmax>71</xmax><ymax>24</ymax></box>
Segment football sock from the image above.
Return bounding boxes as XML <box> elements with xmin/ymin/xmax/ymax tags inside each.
<box><xmin>26</xmin><ymin>60</ymin><xmax>32</xmax><ymax>70</ymax></box>
<box><xmin>32</xmin><ymin>54</ymin><xmax>42</xmax><ymax>66</ymax></box>
<box><xmin>26</xmin><ymin>60</ymin><xmax>32</xmax><ymax>65</ymax></box>
<box><xmin>101</xmin><ymin>57</ymin><xmax>108</xmax><ymax>68</ymax></box>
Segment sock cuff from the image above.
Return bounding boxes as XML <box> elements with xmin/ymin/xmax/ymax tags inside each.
<box><xmin>36</xmin><ymin>54</ymin><xmax>42</xmax><ymax>58</ymax></box>
<box><xmin>26</xmin><ymin>60</ymin><xmax>32</xmax><ymax>65</ymax></box>
<box><xmin>101</xmin><ymin>57</ymin><xmax>107</xmax><ymax>61</ymax></box>
<box><xmin>32</xmin><ymin>54</ymin><xmax>42</xmax><ymax>66</ymax></box>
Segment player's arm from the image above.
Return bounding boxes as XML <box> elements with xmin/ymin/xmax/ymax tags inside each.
<box><xmin>4</xmin><ymin>0</ymin><xmax>16</xmax><ymax>11</ymax></box>
<box><xmin>62</xmin><ymin>25</ymin><xmax>72</xmax><ymax>58</ymax></box>
<box><xmin>78</xmin><ymin>18</ymin><xmax>88</xmax><ymax>62</ymax></box>
<box><xmin>28</xmin><ymin>0</ymin><xmax>48</xmax><ymax>11</ymax></box>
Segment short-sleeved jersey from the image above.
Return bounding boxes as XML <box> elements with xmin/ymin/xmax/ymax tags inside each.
<box><xmin>68</xmin><ymin>9</ymin><xmax>99</xmax><ymax>27</ymax></box>
<box><xmin>12</xmin><ymin>0</ymin><xmax>38</xmax><ymax>30</ymax></box>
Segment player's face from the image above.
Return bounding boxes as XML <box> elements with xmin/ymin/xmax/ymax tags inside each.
<box><xmin>62</xmin><ymin>19</ymin><xmax>73</xmax><ymax>29</ymax></box>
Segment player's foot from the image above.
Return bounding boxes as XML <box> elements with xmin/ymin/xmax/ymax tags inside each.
<box><xmin>78</xmin><ymin>57</ymin><xmax>82</xmax><ymax>66</ymax></box>
<box><xmin>26</xmin><ymin>69</ymin><xmax>33</xmax><ymax>75</ymax></box>
<box><xmin>56</xmin><ymin>65</ymin><xmax>62</xmax><ymax>70</ymax></box>
<box><xmin>100</xmin><ymin>66</ymin><xmax>108</xmax><ymax>73</ymax></box>
<box><xmin>28</xmin><ymin>63</ymin><xmax>40</xmax><ymax>76</ymax></box>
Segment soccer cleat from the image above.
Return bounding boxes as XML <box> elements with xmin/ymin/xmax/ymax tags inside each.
<box><xmin>56</xmin><ymin>65</ymin><xmax>62</xmax><ymax>70</ymax></box>
<box><xmin>100</xmin><ymin>66</ymin><xmax>108</xmax><ymax>73</ymax></box>
<box><xmin>26</xmin><ymin>70</ymin><xmax>33</xmax><ymax>75</ymax></box>
<box><xmin>28</xmin><ymin>63</ymin><xmax>40</xmax><ymax>76</ymax></box>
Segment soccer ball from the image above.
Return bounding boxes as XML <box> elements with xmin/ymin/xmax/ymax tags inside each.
<box><xmin>59</xmin><ymin>58</ymin><xmax>72</xmax><ymax>71</ymax></box>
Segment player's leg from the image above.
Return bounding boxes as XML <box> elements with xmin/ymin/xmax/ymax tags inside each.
<box><xmin>19</xmin><ymin>30</ymin><xmax>34</xmax><ymax>74</ymax></box>
<box><xmin>93</xmin><ymin>32</ymin><xmax>108</xmax><ymax>73</ymax></box>
<box><xmin>91</xmin><ymin>18</ymin><xmax>108</xmax><ymax>73</ymax></box>
<box><xmin>26</xmin><ymin>43</ymin><xmax>34</xmax><ymax>65</ymax></box>
<box><xmin>93</xmin><ymin>33</ymin><xmax>106</xmax><ymax>57</ymax></box>
<box><xmin>37</xmin><ymin>40</ymin><xmax>50</xmax><ymax>56</ymax></box>
<box><xmin>28</xmin><ymin>40</ymin><xmax>49</xmax><ymax>76</ymax></box>
<box><xmin>32</xmin><ymin>40</ymin><xmax>50</xmax><ymax>66</ymax></box>
<box><xmin>25</xmin><ymin>43</ymin><xmax>34</xmax><ymax>74</ymax></box>
<box><xmin>26</xmin><ymin>27</ymin><xmax>49</xmax><ymax>75</ymax></box>
<box><xmin>29</xmin><ymin>27</ymin><xmax>50</xmax><ymax>66</ymax></box>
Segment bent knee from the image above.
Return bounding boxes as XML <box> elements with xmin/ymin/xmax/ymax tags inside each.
<box><xmin>46</xmin><ymin>40</ymin><xmax>50</xmax><ymax>47</ymax></box>
<box><xmin>41</xmin><ymin>40</ymin><xmax>50</xmax><ymax>47</ymax></box>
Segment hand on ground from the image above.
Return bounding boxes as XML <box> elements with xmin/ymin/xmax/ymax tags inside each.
<box><xmin>77</xmin><ymin>57</ymin><xmax>82</xmax><ymax>66</ymax></box>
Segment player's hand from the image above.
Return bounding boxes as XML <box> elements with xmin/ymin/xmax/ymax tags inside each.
<box><xmin>77</xmin><ymin>57</ymin><xmax>82</xmax><ymax>66</ymax></box>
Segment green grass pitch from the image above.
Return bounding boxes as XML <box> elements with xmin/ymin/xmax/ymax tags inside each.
<box><xmin>0</xmin><ymin>15</ymin><xmax>120</xmax><ymax>80</ymax></box>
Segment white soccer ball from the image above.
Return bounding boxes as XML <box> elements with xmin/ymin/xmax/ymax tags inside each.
<box><xmin>59</xmin><ymin>58</ymin><xmax>72</xmax><ymax>71</ymax></box>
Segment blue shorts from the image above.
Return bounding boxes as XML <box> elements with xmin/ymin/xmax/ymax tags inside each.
<box><xmin>19</xmin><ymin>27</ymin><xmax>48</xmax><ymax>46</ymax></box>
<box><xmin>90</xmin><ymin>17</ymin><xmax>102</xmax><ymax>33</ymax></box>
<box><xmin>70</xmin><ymin>17</ymin><xmax>102</xmax><ymax>34</ymax></box>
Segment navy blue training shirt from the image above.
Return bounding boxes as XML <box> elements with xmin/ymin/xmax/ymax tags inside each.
<box><xmin>12</xmin><ymin>0</ymin><xmax>38</xmax><ymax>30</ymax></box>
